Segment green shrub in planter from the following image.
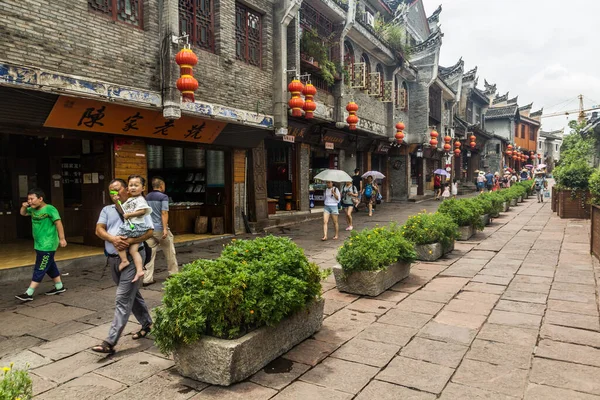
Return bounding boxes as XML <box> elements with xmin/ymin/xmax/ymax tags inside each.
<box><xmin>554</xmin><ymin>161</ymin><xmax>593</xmax><ymax>191</ymax></box>
<box><xmin>471</xmin><ymin>195</ymin><xmax>495</xmax><ymax>216</ymax></box>
<box><xmin>336</xmin><ymin>224</ymin><xmax>416</xmax><ymax>273</ymax></box>
<box><xmin>401</xmin><ymin>212</ymin><xmax>459</xmax><ymax>248</ymax></box>
<box><xmin>438</xmin><ymin>198</ymin><xmax>484</xmax><ymax>230</ymax></box>
<box><xmin>1</xmin><ymin>363</ymin><xmax>33</xmax><ymax>400</ymax></box>
<box><xmin>153</xmin><ymin>236</ymin><xmax>325</xmax><ymax>353</ymax></box>
<box><xmin>479</xmin><ymin>192</ymin><xmax>504</xmax><ymax>214</ymax></box>
<box><xmin>590</xmin><ymin>168</ymin><xmax>600</xmax><ymax>205</ymax></box>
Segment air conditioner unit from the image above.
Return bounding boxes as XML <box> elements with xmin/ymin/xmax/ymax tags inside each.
<box><xmin>366</xmin><ymin>12</ymin><xmax>375</xmax><ymax>27</ymax></box>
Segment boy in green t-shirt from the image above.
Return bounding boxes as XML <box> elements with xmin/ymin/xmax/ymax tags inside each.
<box><xmin>15</xmin><ymin>188</ymin><xmax>68</xmax><ymax>302</ymax></box>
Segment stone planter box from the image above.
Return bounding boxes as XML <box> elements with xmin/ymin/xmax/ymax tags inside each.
<box><xmin>415</xmin><ymin>243</ymin><xmax>444</xmax><ymax>261</ymax></box>
<box><xmin>557</xmin><ymin>190</ymin><xmax>591</xmax><ymax>219</ymax></box>
<box><xmin>481</xmin><ymin>214</ymin><xmax>490</xmax><ymax>226</ymax></box>
<box><xmin>443</xmin><ymin>239</ymin><xmax>455</xmax><ymax>254</ymax></box>
<box><xmin>551</xmin><ymin>187</ymin><xmax>557</xmax><ymax>212</ymax></box>
<box><xmin>517</xmin><ymin>196</ymin><xmax>523</xmax><ymax>203</ymax></box>
<box><xmin>333</xmin><ymin>261</ymin><xmax>411</xmax><ymax>296</ymax></box>
<box><xmin>509</xmin><ymin>198</ymin><xmax>517</xmax><ymax>207</ymax></box>
<box><xmin>173</xmin><ymin>299</ymin><xmax>324</xmax><ymax>386</ymax></box>
<box><xmin>502</xmin><ymin>202</ymin><xmax>509</xmax><ymax>212</ymax></box>
<box><xmin>457</xmin><ymin>225</ymin><xmax>474</xmax><ymax>241</ymax></box>
<box><xmin>491</xmin><ymin>210</ymin><xmax>500</xmax><ymax>218</ymax></box>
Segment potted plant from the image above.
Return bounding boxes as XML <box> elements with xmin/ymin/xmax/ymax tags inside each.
<box><xmin>471</xmin><ymin>195</ymin><xmax>495</xmax><ymax>226</ymax></box>
<box><xmin>152</xmin><ymin>236</ymin><xmax>327</xmax><ymax>386</ymax></box>
<box><xmin>590</xmin><ymin>168</ymin><xmax>600</xmax><ymax>206</ymax></box>
<box><xmin>334</xmin><ymin>224</ymin><xmax>417</xmax><ymax>296</ymax></box>
<box><xmin>554</xmin><ymin>161</ymin><xmax>594</xmax><ymax>219</ymax></box>
<box><xmin>480</xmin><ymin>192</ymin><xmax>504</xmax><ymax>218</ymax></box>
<box><xmin>1</xmin><ymin>363</ymin><xmax>33</xmax><ymax>400</ymax></box>
<box><xmin>438</xmin><ymin>198</ymin><xmax>484</xmax><ymax>240</ymax></box>
<box><xmin>402</xmin><ymin>212</ymin><xmax>459</xmax><ymax>261</ymax></box>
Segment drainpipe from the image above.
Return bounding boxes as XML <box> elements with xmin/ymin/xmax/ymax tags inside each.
<box><xmin>160</xmin><ymin>0</ymin><xmax>181</xmax><ymax>120</ymax></box>
<box><xmin>273</xmin><ymin>0</ymin><xmax>302</xmax><ymax>131</ymax></box>
<box><xmin>336</xmin><ymin>0</ymin><xmax>356</xmax><ymax>122</ymax></box>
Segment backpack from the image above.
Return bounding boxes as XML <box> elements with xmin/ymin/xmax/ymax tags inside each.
<box><xmin>535</xmin><ymin>179</ymin><xmax>543</xmax><ymax>190</ymax></box>
<box><xmin>365</xmin><ymin>184</ymin><xmax>373</xmax><ymax>197</ymax></box>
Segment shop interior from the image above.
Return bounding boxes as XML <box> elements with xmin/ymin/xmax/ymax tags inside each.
<box><xmin>265</xmin><ymin>140</ymin><xmax>295</xmax><ymax>212</ymax></box>
<box><xmin>146</xmin><ymin>143</ymin><xmax>231</xmax><ymax>235</ymax></box>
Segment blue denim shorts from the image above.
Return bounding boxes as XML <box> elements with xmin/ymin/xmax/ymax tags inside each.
<box><xmin>323</xmin><ymin>205</ymin><xmax>339</xmax><ymax>215</ymax></box>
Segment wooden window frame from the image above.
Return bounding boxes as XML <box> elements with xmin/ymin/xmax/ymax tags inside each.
<box><xmin>235</xmin><ymin>2</ymin><xmax>262</xmax><ymax>68</ymax></box>
<box><xmin>179</xmin><ymin>0</ymin><xmax>215</xmax><ymax>53</ymax></box>
<box><xmin>88</xmin><ymin>0</ymin><xmax>144</xmax><ymax>29</ymax></box>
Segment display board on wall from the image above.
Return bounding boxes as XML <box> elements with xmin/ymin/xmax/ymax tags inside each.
<box><xmin>44</xmin><ymin>96</ymin><xmax>227</xmax><ymax>144</ymax></box>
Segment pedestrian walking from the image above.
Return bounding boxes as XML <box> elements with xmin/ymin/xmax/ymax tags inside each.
<box><xmin>476</xmin><ymin>172</ymin><xmax>486</xmax><ymax>193</ymax></box>
<box><xmin>362</xmin><ymin>176</ymin><xmax>379</xmax><ymax>217</ymax></box>
<box><xmin>322</xmin><ymin>181</ymin><xmax>340</xmax><ymax>241</ymax></box>
<box><xmin>341</xmin><ymin>181</ymin><xmax>358</xmax><ymax>231</ymax></box>
<box><xmin>485</xmin><ymin>171</ymin><xmax>494</xmax><ymax>192</ymax></box>
<box><xmin>15</xmin><ymin>188</ymin><xmax>67</xmax><ymax>302</ymax></box>
<box><xmin>434</xmin><ymin>174</ymin><xmax>442</xmax><ymax>200</ymax></box>
<box><xmin>143</xmin><ymin>177</ymin><xmax>179</xmax><ymax>287</ymax></box>
<box><xmin>451</xmin><ymin>179</ymin><xmax>458</xmax><ymax>198</ymax></box>
<box><xmin>532</xmin><ymin>171</ymin><xmax>547</xmax><ymax>203</ymax></box>
<box><xmin>352</xmin><ymin>168</ymin><xmax>363</xmax><ymax>212</ymax></box>
<box><xmin>441</xmin><ymin>184</ymin><xmax>450</xmax><ymax>200</ymax></box>
<box><xmin>91</xmin><ymin>178</ymin><xmax>154</xmax><ymax>355</ymax></box>
<box><xmin>114</xmin><ymin>175</ymin><xmax>153</xmax><ymax>283</ymax></box>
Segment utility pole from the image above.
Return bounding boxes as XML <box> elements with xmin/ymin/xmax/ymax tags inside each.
<box><xmin>578</xmin><ymin>94</ymin><xmax>585</xmax><ymax>124</ymax></box>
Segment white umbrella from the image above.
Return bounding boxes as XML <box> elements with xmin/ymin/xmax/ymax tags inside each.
<box><xmin>537</xmin><ymin>164</ymin><xmax>547</xmax><ymax>169</ymax></box>
<box><xmin>362</xmin><ymin>171</ymin><xmax>386</xmax><ymax>179</ymax></box>
<box><xmin>313</xmin><ymin>169</ymin><xmax>353</xmax><ymax>182</ymax></box>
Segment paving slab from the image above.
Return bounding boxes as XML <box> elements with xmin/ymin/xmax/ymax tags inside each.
<box><xmin>270</xmin><ymin>381</ymin><xmax>352</xmax><ymax>400</ymax></box>
<box><xmin>30</xmin><ymin>372</ymin><xmax>58</xmax><ymax>396</ymax></box>
<box><xmin>547</xmin><ymin>299</ymin><xmax>599</xmax><ymax>316</ymax></box>
<box><xmin>36</xmin><ymin>372</ymin><xmax>125</xmax><ymax>400</ymax></box>
<box><xmin>250</xmin><ymin>360</ymin><xmax>310</xmax><ymax>390</ymax></box>
<box><xmin>110</xmin><ymin>371</ymin><xmax>200</xmax><ymax>399</ymax></box>
<box><xmin>331</xmin><ymin>337</ymin><xmax>400</xmax><ymax>367</ymax></box>
<box><xmin>355</xmin><ymin>322</ymin><xmax>418</xmax><ymax>347</ymax></box>
<box><xmin>0</xmin><ymin>335</ymin><xmax>44</xmax><ymax>358</ymax></box>
<box><xmin>0</xmin><ymin>311</ymin><xmax>56</xmax><ymax>337</ymax></box>
<box><xmin>355</xmin><ymin>380</ymin><xmax>436</xmax><ymax>400</ymax></box>
<box><xmin>452</xmin><ymin>359</ymin><xmax>528</xmax><ymax>397</ymax></box>
<box><xmin>283</xmin><ymin>338</ymin><xmax>338</xmax><ymax>366</ymax></box>
<box><xmin>440</xmin><ymin>382</ymin><xmax>519</xmax><ymax>400</ymax></box>
<box><xmin>548</xmin><ymin>289</ymin><xmax>597</xmax><ymax>304</ymax></box>
<box><xmin>487</xmin><ymin>310</ymin><xmax>542</xmax><ymax>329</ymax></box>
<box><xmin>434</xmin><ymin>310</ymin><xmax>487</xmax><ymax>330</ymax></box>
<box><xmin>94</xmin><ymin>351</ymin><xmax>174</xmax><ymax>385</ymax></box>
<box><xmin>30</xmin><ymin>333</ymin><xmax>99</xmax><ymax>361</ymax></box>
<box><xmin>525</xmin><ymin>383</ymin><xmax>600</xmax><ymax>400</ymax></box>
<box><xmin>408</xmin><ymin>289</ymin><xmax>457</xmax><ymax>303</ymax></box>
<box><xmin>17</xmin><ymin>302</ymin><xmax>95</xmax><ymax>324</ymax></box>
<box><xmin>502</xmin><ymin>290</ymin><xmax>548</xmax><ymax>304</ymax></box>
<box><xmin>378</xmin><ymin>309</ymin><xmax>432</xmax><ymax>329</ymax></box>
<box><xmin>466</xmin><ymin>339</ymin><xmax>533</xmax><ymax>369</ymax></box>
<box><xmin>191</xmin><ymin>381</ymin><xmax>277</xmax><ymax>400</ymax></box>
<box><xmin>545</xmin><ymin>310</ymin><xmax>600</xmax><ymax>331</ymax></box>
<box><xmin>394</xmin><ymin>298</ymin><xmax>445</xmax><ymax>315</ymax></box>
<box><xmin>477</xmin><ymin>323</ymin><xmax>538</xmax><ymax>347</ymax></box>
<box><xmin>373</xmin><ymin>290</ymin><xmax>409</xmax><ymax>303</ymax></box>
<box><xmin>495</xmin><ymin>300</ymin><xmax>546</xmax><ymax>315</ymax></box>
<box><xmin>418</xmin><ymin>321</ymin><xmax>477</xmax><ymax>345</ymax></box>
<box><xmin>540</xmin><ymin>324</ymin><xmax>600</xmax><ymax>347</ymax></box>
<box><xmin>0</xmin><ymin>349</ymin><xmax>52</xmax><ymax>370</ymax></box>
<box><xmin>530</xmin><ymin>358</ymin><xmax>600</xmax><ymax>396</ymax></box>
<box><xmin>376</xmin><ymin>355</ymin><xmax>454</xmax><ymax>394</ymax></box>
<box><xmin>33</xmin><ymin>351</ymin><xmax>110</xmax><ymax>384</ymax></box>
<box><xmin>300</xmin><ymin>357</ymin><xmax>379</xmax><ymax>394</ymax></box>
<box><xmin>462</xmin><ymin>281</ymin><xmax>506</xmax><ymax>294</ymax></box>
<box><xmin>400</xmin><ymin>336</ymin><xmax>468</xmax><ymax>368</ymax></box>
<box><xmin>535</xmin><ymin>339</ymin><xmax>600</xmax><ymax>368</ymax></box>
<box><xmin>346</xmin><ymin>298</ymin><xmax>395</xmax><ymax>315</ymax></box>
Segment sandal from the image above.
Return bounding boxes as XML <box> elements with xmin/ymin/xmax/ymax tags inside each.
<box><xmin>132</xmin><ymin>326</ymin><xmax>152</xmax><ymax>340</ymax></box>
<box><xmin>321</xmin><ymin>237</ymin><xmax>327</xmax><ymax>241</ymax></box>
<box><xmin>91</xmin><ymin>341</ymin><xmax>115</xmax><ymax>355</ymax></box>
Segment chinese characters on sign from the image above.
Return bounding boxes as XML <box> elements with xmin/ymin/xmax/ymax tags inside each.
<box><xmin>44</xmin><ymin>96</ymin><xmax>227</xmax><ymax>144</ymax></box>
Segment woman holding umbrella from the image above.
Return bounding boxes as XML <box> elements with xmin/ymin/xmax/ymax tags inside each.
<box><xmin>322</xmin><ymin>181</ymin><xmax>340</xmax><ymax>241</ymax></box>
<box><xmin>362</xmin><ymin>175</ymin><xmax>379</xmax><ymax>217</ymax></box>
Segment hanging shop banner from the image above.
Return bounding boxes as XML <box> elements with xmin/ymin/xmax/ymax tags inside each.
<box><xmin>44</xmin><ymin>96</ymin><xmax>227</xmax><ymax>144</ymax></box>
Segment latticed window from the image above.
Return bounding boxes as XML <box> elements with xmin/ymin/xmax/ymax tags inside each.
<box><xmin>235</xmin><ymin>3</ymin><xmax>262</xmax><ymax>67</ymax></box>
<box><xmin>179</xmin><ymin>0</ymin><xmax>214</xmax><ymax>52</ymax></box>
<box><xmin>88</xmin><ymin>0</ymin><xmax>143</xmax><ymax>28</ymax></box>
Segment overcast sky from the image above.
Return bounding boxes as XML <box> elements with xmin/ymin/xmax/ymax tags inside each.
<box><xmin>422</xmin><ymin>0</ymin><xmax>600</xmax><ymax>132</ymax></box>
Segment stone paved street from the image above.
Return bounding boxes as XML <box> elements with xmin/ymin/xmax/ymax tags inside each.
<box><xmin>1</xmin><ymin>193</ymin><xmax>600</xmax><ymax>399</ymax></box>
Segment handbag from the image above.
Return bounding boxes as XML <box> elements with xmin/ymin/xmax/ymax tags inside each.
<box><xmin>376</xmin><ymin>192</ymin><xmax>383</xmax><ymax>204</ymax></box>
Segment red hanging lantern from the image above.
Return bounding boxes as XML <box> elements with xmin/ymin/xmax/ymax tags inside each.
<box><xmin>395</xmin><ymin>122</ymin><xmax>405</xmax><ymax>144</ymax></box>
<box><xmin>454</xmin><ymin>148</ymin><xmax>461</xmax><ymax>157</ymax></box>
<box><xmin>288</xmin><ymin>79</ymin><xmax>305</xmax><ymax>117</ymax></box>
<box><xmin>302</xmin><ymin>83</ymin><xmax>317</xmax><ymax>119</ymax></box>
<box><xmin>175</xmin><ymin>48</ymin><xmax>199</xmax><ymax>103</ymax></box>
<box><xmin>346</xmin><ymin>102</ymin><xmax>359</xmax><ymax>130</ymax></box>
<box><xmin>430</xmin><ymin>130</ymin><xmax>439</xmax><ymax>147</ymax></box>
<box><xmin>443</xmin><ymin>135</ymin><xmax>452</xmax><ymax>152</ymax></box>
<box><xmin>469</xmin><ymin>134</ymin><xmax>476</xmax><ymax>149</ymax></box>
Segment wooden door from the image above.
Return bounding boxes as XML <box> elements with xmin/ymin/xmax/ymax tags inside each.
<box><xmin>81</xmin><ymin>141</ymin><xmax>111</xmax><ymax>247</ymax></box>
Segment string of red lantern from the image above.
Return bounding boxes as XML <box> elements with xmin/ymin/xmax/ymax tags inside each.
<box><xmin>430</xmin><ymin>130</ymin><xmax>439</xmax><ymax>147</ymax></box>
<box><xmin>395</xmin><ymin>122</ymin><xmax>405</xmax><ymax>144</ymax></box>
<box><xmin>175</xmin><ymin>47</ymin><xmax>199</xmax><ymax>103</ymax></box>
<box><xmin>454</xmin><ymin>140</ymin><xmax>461</xmax><ymax>157</ymax></box>
<box><xmin>302</xmin><ymin>83</ymin><xmax>317</xmax><ymax>119</ymax></box>
<box><xmin>346</xmin><ymin>102</ymin><xmax>359</xmax><ymax>130</ymax></box>
<box><xmin>288</xmin><ymin>79</ymin><xmax>305</xmax><ymax>117</ymax></box>
<box><xmin>469</xmin><ymin>135</ymin><xmax>476</xmax><ymax>149</ymax></box>
<box><xmin>443</xmin><ymin>135</ymin><xmax>452</xmax><ymax>152</ymax></box>
<box><xmin>506</xmin><ymin>144</ymin><xmax>513</xmax><ymax>156</ymax></box>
